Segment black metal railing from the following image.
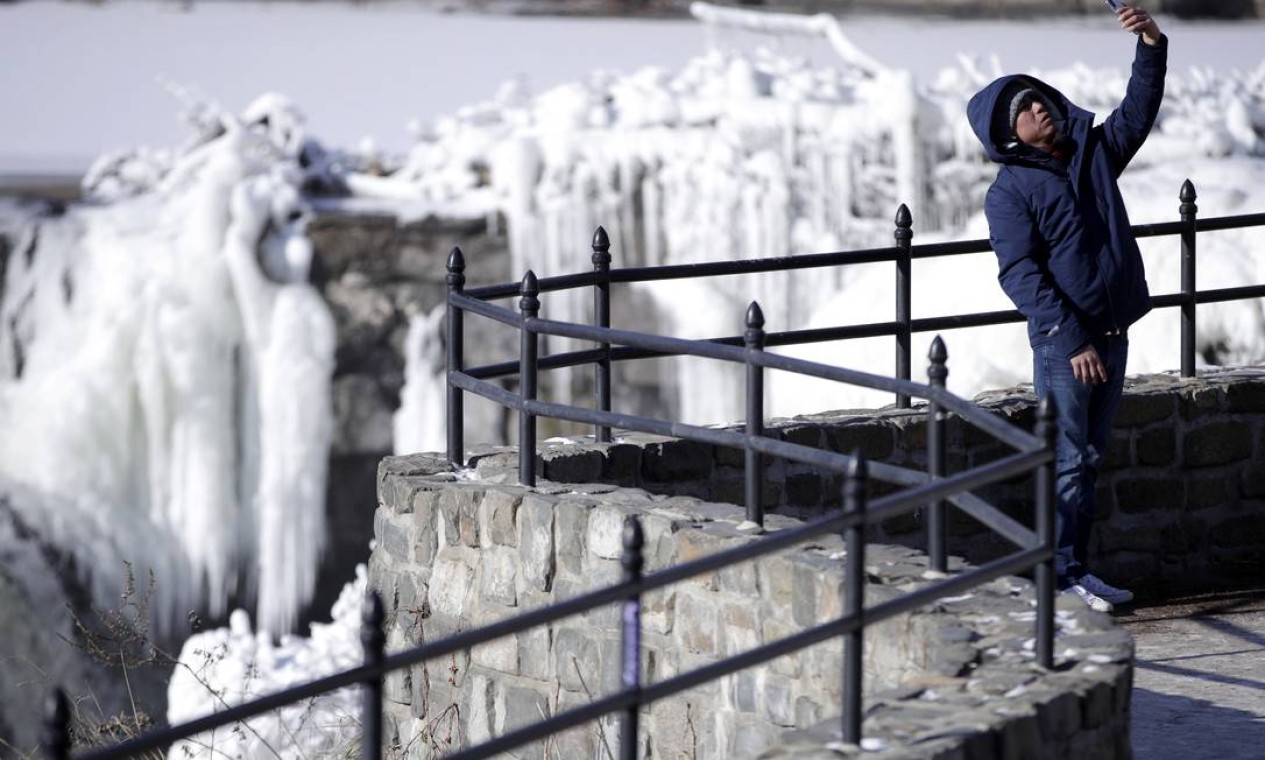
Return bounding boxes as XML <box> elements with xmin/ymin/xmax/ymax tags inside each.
<box><xmin>45</xmin><ymin>401</ymin><xmax>1058</xmax><ymax>759</ymax></box>
<box><xmin>44</xmin><ymin>178</ymin><xmax>1264</xmax><ymax>759</ymax></box>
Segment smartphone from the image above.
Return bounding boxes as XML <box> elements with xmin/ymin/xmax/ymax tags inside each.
<box><xmin>1103</xmin><ymin>0</ymin><xmax>1122</xmax><ymax>9</ymax></box>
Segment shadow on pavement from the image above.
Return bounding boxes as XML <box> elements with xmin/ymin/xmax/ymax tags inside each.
<box><xmin>1131</xmin><ymin>688</ymin><xmax>1265</xmax><ymax>760</ymax></box>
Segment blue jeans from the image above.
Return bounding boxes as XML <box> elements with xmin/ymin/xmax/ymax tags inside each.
<box><xmin>1032</xmin><ymin>334</ymin><xmax>1128</xmax><ymax>587</ymax></box>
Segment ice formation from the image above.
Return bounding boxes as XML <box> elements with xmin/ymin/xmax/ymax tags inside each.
<box><xmin>349</xmin><ymin>1</ymin><xmax>1265</xmax><ymax>421</ymax></box>
<box><xmin>0</xmin><ymin>93</ymin><xmax>335</xmax><ymax>635</ymax></box>
<box><xmin>166</xmin><ymin>565</ymin><xmax>367</xmax><ymax>758</ymax></box>
<box><xmin>3</xmin><ymin>0</ymin><xmax>1265</xmax><ymax>656</ymax></box>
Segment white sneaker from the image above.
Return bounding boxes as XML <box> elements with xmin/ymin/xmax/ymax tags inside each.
<box><xmin>1065</xmin><ymin>583</ymin><xmax>1114</xmax><ymax>613</ymax></box>
<box><xmin>1077</xmin><ymin>573</ymin><xmax>1134</xmax><ymax>605</ymax></box>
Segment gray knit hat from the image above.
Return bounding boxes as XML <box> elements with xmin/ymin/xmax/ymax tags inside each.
<box><xmin>1007</xmin><ymin>88</ymin><xmax>1039</xmax><ymax>135</ymax></box>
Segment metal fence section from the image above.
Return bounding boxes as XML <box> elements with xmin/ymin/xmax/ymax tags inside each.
<box><xmin>44</xmin><ymin>178</ymin><xmax>1265</xmax><ymax>759</ymax></box>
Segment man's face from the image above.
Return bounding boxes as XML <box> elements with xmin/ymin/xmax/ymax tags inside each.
<box><xmin>1015</xmin><ymin>96</ymin><xmax>1057</xmax><ymax>150</ymax></box>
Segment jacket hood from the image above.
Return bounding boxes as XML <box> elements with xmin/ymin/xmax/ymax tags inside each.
<box><xmin>967</xmin><ymin>74</ymin><xmax>1092</xmax><ymax>164</ymax></box>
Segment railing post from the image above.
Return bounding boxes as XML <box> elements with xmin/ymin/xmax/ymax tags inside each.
<box><xmin>360</xmin><ymin>592</ymin><xmax>385</xmax><ymax>760</ymax></box>
<box><xmin>744</xmin><ymin>302</ymin><xmax>766</xmax><ymax>527</ymax></box>
<box><xmin>43</xmin><ymin>689</ymin><xmax>70</xmax><ymax>760</ymax></box>
<box><xmin>446</xmin><ymin>247</ymin><xmax>466</xmax><ymax>468</ymax></box>
<box><xmin>1035</xmin><ymin>395</ymin><xmax>1057</xmax><ymax>670</ymax></box>
<box><xmin>620</xmin><ymin>516</ymin><xmax>645</xmax><ymax>760</ymax></box>
<box><xmin>519</xmin><ymin>271</ymin><xmax>540</xmax><ymax>487</ymax></box>
<box><xmin>1180</xmin><ymin>180</ymin><xmax>1198</xmax><ymax>378</ymax></box>
<box><xmin>894</xmin><ymin>204</ymin><xmax>913</xmax><ymax>408</ymax></box>
<box><xmin>842</xmin><ymin>454</ymin><xmax>868</xmax><ymax>746</ymax></box>
<box><xmin>592</xmin><ymin>226</ymin><xmax>613</xmax><ymax>443</ymax></box>
<box><xmin>926</xmin><ymin>336</ymin><xmax>948</xmax><ymax>573</ymax></box>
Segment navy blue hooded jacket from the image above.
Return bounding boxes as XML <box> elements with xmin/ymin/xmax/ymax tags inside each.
<box><xmin>966</xmin><ymin>36</ymin><xmax>1168</xmax><ymax>360</ymax></box>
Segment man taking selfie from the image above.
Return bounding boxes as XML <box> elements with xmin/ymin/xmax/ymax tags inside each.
<box><xmin>966</xmin><ymin>4</ymin><xmax>1166</xmax><ymax>612</ymax></box>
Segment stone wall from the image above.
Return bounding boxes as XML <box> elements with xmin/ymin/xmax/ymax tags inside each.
<box><xmin>517</xmin><ymin>368</ymin><xmax>1265</xmax><ymax>597</ymax></box>
<box><xmin>369</xmin><ymin>368</ymin><xmax>1265</xmax><ymax>757</ymax></box>
<box><xmin>372</xmin><ymin>454</ymin><xmax>1132</xmax><ymax>759</ymax></box>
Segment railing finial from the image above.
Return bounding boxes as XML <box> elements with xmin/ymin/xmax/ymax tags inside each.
<box><xmin>895</xmin><ymin>203</ymin><xmax>912</xmax><ymax>237</ymax></box>
<box><xmin>1180</xmin><ymin>178</ymin><xmax>1197</xmax><ymax>207</ymax></box>
<box><xmin>447</xmin><ymin>246</ymin><xmax>466</xmax><ymax>279</ymax></box>
<box><xmin>520</xmin><ymin>270</ymin><xmax>540</xmax><ymax>304</ymax></box>
<box><xmin>928</xmin><ymin>335</ymin><xmax>948</xmax><ymax>386</ymax></box>
<box><xmin>745</xmin><ymin>301</ymin><xmax>765</xmax><ymax>331</ymax></box>
<box><xmin>592</xmin><ymin>225</ymin><xmax>611</xmax><ymax>260</ymax></box>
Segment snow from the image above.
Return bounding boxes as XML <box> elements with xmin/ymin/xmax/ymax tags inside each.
<box><xmin>0</xmin><ymin>2</ymin><xmax>1263</xmax><ymax>754</ymax></box>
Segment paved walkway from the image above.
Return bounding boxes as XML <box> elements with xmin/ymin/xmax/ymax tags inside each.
<box><xmin>1116</xmin><ymin>587</ymin><xmax>1265</xmax><ymax>760</ymax></box>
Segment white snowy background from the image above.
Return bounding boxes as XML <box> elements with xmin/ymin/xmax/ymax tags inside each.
<box><xmin>2</xmin><ymin>1</ymin><xmax>1265</xmax><ymax>755</ymax></box>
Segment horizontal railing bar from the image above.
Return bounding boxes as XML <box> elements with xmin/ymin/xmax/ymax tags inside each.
<box><xmin>1195</xmin><ymin>212</ymin><xmax>1265</xmax><ymax>232</ymax></box>
<box><xmin>1194</xmin><ymin>284</ymin><xmax>1265</xmax><ymax>304</ymax></box>
<box><xmin>908</xmin><ymin>239</ymin><xmax>991</xmax><ymax>258</ymax></box>
<box><xmin>449</xmin><ymin>371</ymin><xmax>523</xmax><ymax>410</ymax></box>
<box><xmin>449</xmin><ymin>291</ymin><xmax>522</xmax><ymax>327</ymax></box>
<box><xmin>926</xmin><ymin>386</ymin><xmax>1041</xmax><ymax>451</ymax></box>
<box><xmin>462</xmin><ymin>214</ymin><xmax>1262</xmax><ymax>302</ymax></box>
<box><xmin>866</xmin><ymin>545</ymin><xmax>1051</xmax><ymax>623</ymax></box>
<box><xmin>465</xmin><ymin>270</ymin><xmax>603</xmax><ymax>300</ymax></box>
<box><xmin>532</xmin><ymin>318</ymin><xmax>937</xmax><ymax>398</ymax></box>
<box><xmin>607</xmin><ymin>246</ymin><xmax>901</xmax><ymax>284</ymax></box>
<box><xmin>910</xmin><ymin>309</ymin><xmax>1024</xmax><ymax>332</ymax></box>
<box><xmin>951</xmin><ymin>492</ymin><xmax>1037</xmax><ymax>548</ymax></box>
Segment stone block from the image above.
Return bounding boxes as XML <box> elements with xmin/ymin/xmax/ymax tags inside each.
<box><xmin>1104</xmin><ymin>431</ymin><xmax>1131</xmax><ymax>470</ymax></box>
<box><xmin>471</xmin><ymin>634</ymin><xmax>519</xmax><ymax>674</ymax></box>
<box><xmin>1096</xmin><ymin>519</ymin><xmax>1160</xmax><ymax>554</ymax></box>
<box><xmin>1115</xmin><ymin>476</ymin><xmax>1184</xmax><ymax>514</ymax></box>
<box><xmin>518</xmin><ymin>626</ymin><xmax>552</xmax><ymax>681</ymax></box>
<box><xmin>460</xmin><ymin>673</ymin><xmax>496</xmax><ymax>746</ymax></box>
<box><xmin>1243</xmin><ymin>462</ymin><xmax>1265</xmax><ymax>498</ymax></box>
<box><xmin>439</xmin><ymin>486</ymin><xmax>485</xmax><ymax>547</ymax></box>
<box><xmin>785</xmin><ymin>472</ymin><xmax>825</xmax><ymax>509</ymax></box>
<box><xmin>1225</xmin><ymin>380</ymin><xmax>1265</xmax><ymax>412</ymax></box>
<box><xmin>587</xmin><ymin>503</ymin><xmax>629</xmax><ymax>560</ymax></box>
<box><xmin>479</xmin><ymin>547</ymin><xmax>519</xmax><ymax>607</ymax></box>
<box><xmin>501</xmin><ymin>683</ymin><xmax>551</xmax><ymax>754</ymax></box>
<box><xmin>761</xmin><ymin>674</ymin><xmax>796</xmax><ymax>727</ymax></box>
<box><xmin>1184</xmin><ymin>420</ymin><xmax>1254</xmax><ymax>467</ymax></box>
<box><xmin>483</xmin><ymin>488</ymin><xmax>522</xmax><ymax>547</ymax></box>
<box><xmin>554</xmin><ymin>627</ymin><xmax>600</xmax><ymax>693</ymax></box>
<box><xmin>776</xmin><ymin>423</ymin><xmax>822</xmax><ymax>449</ymax></box>
<box><xmin>554</xmin><ymin>498</ymin><xmax>591</xmax><ymax>576</ymax></box>
<box><xmin>541</xmin><ymin>445</ymin><xmax>604</xmax><ymax>483</ymax></box>
<box><xmin>602</xmin><ymin>443</ymin><xmax>643</xmax><ymax>486</ymax></box>
<box><xmin>675</xmin><ymin>591</ymin><xmax>719</xmax><ymax>656</ymax></box>
<box><xmin>1207</xmin><ymin>511</ymin><xmax>1265</xmax><ymax>548</ymax></box>
<box><xmin>827</xmin><ymin>421</ymin><xmax>895</xmax><ymax>461</ymax></box>
<box><xmin>520</xmin><ymin>493</ymin><xmax>557</xmax><ymax>592</ymax></box>
<box><xmin>378</xmin><ymin>513</ymin><xmax>413</xmax><ymax>562</ymax></box>
<box><xmin>1114</xmin><ymin>392</ymin><xmax>1174</xmax><ymax>427</ymax></box>
<box><xmin>1179</xmin><ymin>385</ymin><xmax>1224</xmax><ymax>420</ymax></box>
<box><xmin>721</xmin><ymin>600</ymin><xmax>760</xmax><ymax>657</ymax></box>
<box><xmin>648</xmin><ymin>698</ymin><xmax>703</xmax><ymax>759</ymax></box>
<box><xmin>551</xmin><ymin>689</ymin><xmax>599</xmax><ymax>759</ymax></box>
<box><xmin>1081</xmin><ymin>678</ymin><xmax>1114</xmax><ymax>730</ymax></box>
<box><xmin>644</xmin><ymin>588</ymin><xmax>677</xmax><ymax>635</ymax></box>
<box><xmin>410</xmin><ymin>501</ymin><xmax>439</xmax><ymax>567</ymax></box>
<box><xmin>1187</xmin><ymin>474</ymin><xmax>1232</xmax><ymax>511</ymax></box>
<box><xmin>428</xmin><ymin>552</ymin><xmax>475</xmax><ymax>618</ymax></box>
<box><xmin>643</xmin><ymin>438</ymin><xmax>714</xmax><ymax>481</ymax></box>
<box><xmin>1135</xmin><ymin>426</ymin><xmax>1175</xmax><ymax>467</ymax></box>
